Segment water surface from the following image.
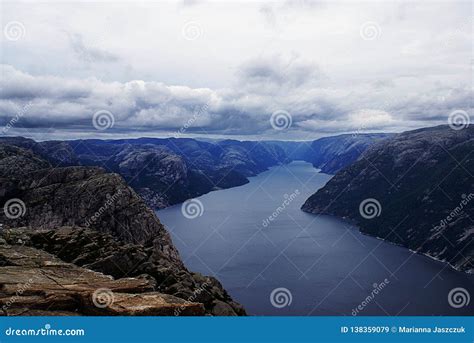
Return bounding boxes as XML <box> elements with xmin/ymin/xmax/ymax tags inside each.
<box><xmin>157</xmin><ymin>161</ymin><xmax>473</xmax><ymax>315</ymax></box>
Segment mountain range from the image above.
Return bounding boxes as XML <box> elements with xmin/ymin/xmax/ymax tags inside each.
<box><xmin>2</xmin><ymin>125</ymin><xmax>470</xmax><ymax>317</ymax></box>
<box><xmin>0</xmin><ymin>134</ymin><xmax>389</xmax><ymax>209</ymax></box>
<box><xmin>0</xmin><ymin>132</ymin><xmax>389</xmax><ymax>315</ymax></box>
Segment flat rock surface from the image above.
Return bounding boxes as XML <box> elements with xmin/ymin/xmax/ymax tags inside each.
<box><xmin>0</xmin><ymin>244</ymin><xmax>204</xmax><ymax>316</ymax></box>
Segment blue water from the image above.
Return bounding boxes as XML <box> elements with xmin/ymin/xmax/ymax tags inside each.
<box><xmin>157</xmin><ymin>161</ymin><xmax>473</xmax><ymax>316</ymax></box>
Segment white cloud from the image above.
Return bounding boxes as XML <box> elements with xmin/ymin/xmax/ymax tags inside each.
<box><xmin>0</xmin><ymin>1</ymin><xmax>472</xmax><ymax>140</ymax></box>
<box><xmin>348</xmin><ymin>109</ymin><xmax>394</xmax><ymax>128</ymax></box>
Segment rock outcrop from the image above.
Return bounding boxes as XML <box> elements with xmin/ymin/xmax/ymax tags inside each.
<box><xmin>302</xmin><ymin>126</ymin><xmax>473</xmax><ymax>272</ymax></box>
<box><xmin>0</xmin><ymin>227</ymin><xmax>245</xmax><ymax>316</ymax></box>
<box><xmin>0</xmin><ymin>241</ymin><xmax>204</xmax><ymax>316</ymax></box>
<box><xmin>0</xmin><ymin>144</ymin><xmax>246</xmax><ymax>315</ymax></box>
<box><xmin>0</xmin><ymin>144</ymin><xmax>179</xmax><ymax>262</ymax></box>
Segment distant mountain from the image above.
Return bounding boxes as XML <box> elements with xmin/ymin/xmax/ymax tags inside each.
<box><xmin>267</xmin><ymin>140</ymin><xmax>315</xmax><ymax>161</ymax></box>
<box><xmin>302</xmin><ymin>126</ymin><xmax>473</xmax><ymax>273</ymax></box>
<box><xmin>0</xmin><ymin>134</ymin><xmax>387</xmax><ymax>209</ymax></box>
<box><xmin>0</xmin><ymin>136</ymin><xmax>79</xmax><ymax>166</ymax></box>
<box><xmin>64</xmin><ymin>138</ymin><xmax>287</xmax><ymax>208</ymax></box>
<box><xmin>272</xmin><ymin>134</ymin><xmax>392</xmax><ymax>174</ymax></box>
<box><xmin>304</xmin><ymin>133</ymin><xmax>392</xmax><ymax>174</ymax></box>
<box><xmin>0</xmin><ymin>137</ymin><xmax>284</xmax><ymax>208</ymax></box>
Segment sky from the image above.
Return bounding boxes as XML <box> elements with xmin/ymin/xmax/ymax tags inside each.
<box><xmin>0</xmin><ymin>0</ymin><xmax>472</xmax><ymax>141</ymax></box>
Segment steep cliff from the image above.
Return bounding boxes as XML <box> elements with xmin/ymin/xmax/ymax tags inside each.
<box><xmin>302</xmin><ymin>126</ymin><xmax>473</xmax><ymax>272</ymax></box>
<box><xmin>0</xmin><ymin>144</ymin><xmax>245</xmax><ymax>315</ymax></box>
<box><xmin>306</xmin><ymin>133</ymin><xmax>392</xmax><ymax>174</ymax></box>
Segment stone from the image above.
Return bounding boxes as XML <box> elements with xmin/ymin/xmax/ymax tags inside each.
<box><xmin>0</xmin><ymin>244</ymin><xmax>204</xmax><ymax>316</ymax></box>
<box><xmin>211</xmin><ymin>300</ymin><xmax>237</xmax><ymax>316</ymax></box>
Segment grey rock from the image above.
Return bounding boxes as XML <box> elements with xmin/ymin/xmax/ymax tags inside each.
<box><xmin>302</xmin><ymin>125</ymin><xmax>474</xmax><ymax>272</ymax></box>
<box><xmin>211</xmin><ymin>300</ymin><xmax>237</xmax><ymax>316</ymax></box>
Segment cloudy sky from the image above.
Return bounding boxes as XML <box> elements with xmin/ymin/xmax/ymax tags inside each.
<box><xmin>0</xmin><ymin>0</ymin><xmax>472</xmax><ymax>141</ymax></box>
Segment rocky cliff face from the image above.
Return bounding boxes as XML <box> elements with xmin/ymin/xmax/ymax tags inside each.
<box><xmin>306</xmin><ymin>133</ymin><xmax>392</xmax><ymax>174</ymax></box>
<box><xmin>110</xmin><ymin>145</ymin><xmax>191</xmax><ymax>208</ymax></box>
<box><xmin>0</xmin><ymin>144</ymin><xmax>179</xmax><ymax>261</ymax></box>
<box><xmin>302</xmin><ymin>126</ymin><xmax>473</xmax><ymax>272</ymax></box>
<box><xmin>0</xmin><ymin>144</ymin><xmax>245</xmax><ymax>315</ymax></box>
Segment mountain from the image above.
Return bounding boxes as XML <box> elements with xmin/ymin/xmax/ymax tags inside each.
<box><xmin>0</xmin><ymin>144</ymin><xmax>245</xmax><ymax>315</ymax></box>
<box><xmin>0</xmin><ymin>136</ymin><xmax>79</xmax><ymax>166</ymax></box>
<box><xmin>0</xmin><ymin>137</ymin><xmax>281</xmax><ymax>209</ymax></box>
<box><xmin>302</xmin><ymin>126</ymin><xmax>474</xmax><ymax>273</ymax></box>
<box><xmin>267</xmin><ymin>140</ymin><xmax>315</xmax><ymax>161</ymax></box>
<box><xmin>304</xmin><ymin>133</ymin><xmax>392</xmax><ymax>174</ymax></box>
<box><xmin>0</xmin><ymin>144</ymin><xmax>177</xmax><ymax>251</ymax></box>
<box><xmin>0</xmin><ymin>134</ymin><xmax>387</xmax><ymax>209</ymax></box>
<box><xmin>53</xmin><ymin>138</ymin><xmax>288</xmax><ymax>208</ymax></box>
<box><xmin>271</xmin><ymin>134</ymin><xmax>392</xmax><ymax>174</ymax></box>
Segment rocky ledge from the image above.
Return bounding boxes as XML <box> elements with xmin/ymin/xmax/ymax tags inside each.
<box><xmin>0</xmin><ymin>227</ymin><xmax>245</xmax><ymax>316</ymax></box>
<box><xmin>0</xmin><ymin>242</ymin><xmax>204</xmax><ymax>316</ymax></box>
<box><xmin>0</xmin><ymin>144</ymin><xmax>245</xmax><ymax>316</ymax></box>
<box><xmin>0</xmin><ymin>227</ymin><xmax>244</xmax><ymax>316</ymax></box>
